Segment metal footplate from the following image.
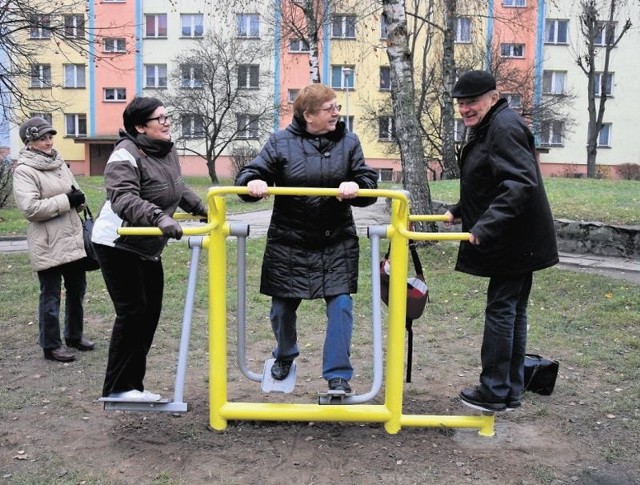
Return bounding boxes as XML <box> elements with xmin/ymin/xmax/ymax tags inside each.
<box><xmin>317</xmin><ymin>388</ymin><xmax>355</xmax><ymax>404</ymax></box>
<box><xmin>98</xmin><ymin>397</ymin><xmax>187</xmax><ymax>412</ymax></box>
<box><xmin>261</xmin><ymin>358</ymin><xmax>297</xmax><ymax>393</ymax></box>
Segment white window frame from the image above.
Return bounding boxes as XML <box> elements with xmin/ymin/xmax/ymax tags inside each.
<box><xmin>289</xmin><ymin>38</ymin><xmax>310</xmax><ymax>53</ymax></box>
<box><xmin>238</xmin><ymin>65</ymin><xmax>259</xmax><ymax>89</ymax></box>
<box><xmin>64</xmin><ymin>64</ymin><xmax>86</xmax><ymax>88</ymax></box>
<box><xmin>378</xmin><ymin>116</ymin><xmax>396</xmax><ymax>141</ymax></box>
<box><xmin>145</xmin><ymin>14</ymin><xmax>168</xmax><ymax>38</ymax></box>
<box><xmin>504</xmin><ymin>93</ymin><xmax>522</xmax><ymax>110</ymax></box>
<box><xmin>540</xmin><ymin>120</ymin><xmax>564</xmax><ymax>146</ymax></box>
<box><xmin>236</xmin><ymin>14</ymin><xmax>260</xmax><ymax>38</ymax></box>
<box><xmin>454</xmin><ymin>119</ymin><xmax>466</xmax><ymax>142</ymax></box>
<box><xmin>30</xmin><ymin>112</ymin><xmax>53</xmax><ymax>124</ymax></box>
<box><xmin>341</xmin><ymin>115</ymin><xmax>354</xmax><ymax>132</ymax></box>
<box><xmin>594</xmin><ymin>72</ymin><xmax>614</xmax><ymax>97</ymax></box>
<box><xmin>181</xmin><ymin>114</ymin><xmax>205</xmax><ymax>138</ymax></box>
<box><xmin>331</xmin><ymin>15</ymin><xmax>356</xmax><ymax>39</ymax></box>
<box><xmin>500</xmin><ymin>43</ymin><xmax>525</xmax><ymax>58</ymax></box>
<box><xmin>455</xmin><ymin>17</ymin><xmax>472</xmax><ymax>43</ymax></box>
<box><xmin>380</xmin><ymin>17</ymin><xmax>389</xmax><ymax>40</ymax></box>
<box><xmin>181</xmin><ymin>14</ymin><xmax>204</xmax><ymax>38</ymax></box>
<box><xmin>180</xmin><ymin>64</ymin><xmax>203</xmax><ymax>89</ymax></box>
<box><xmin>237</xmin><ymin>114</ymin><xmax>260</xmax><ymax>139</ymax></box>
<box><xmin>30</xmin><ymin>15</ymin><xmax>51</xmax><ymax>39</ymax></box>
<box><xmin>64</xmin><ymin>15</ymin><xmax>85</xmax><ymax>38</ymax></box>
<box><xmin>545</xmin><ymin>19</ymin><xmax>568</xmax><ymax>44</ymax></box>
<box><xmin>287</xmin><ymin>89</ymin><xmax>299</xmax><ymax>103</ymax></box>
<box><xmin>104</xmin><ymin>88</ymin><xmax>126</xmax><ymax>102</ymax></box>
<box><xmin>144</xmin><ymin>64</ymin><xmax>167</xmax><ymax>89</ymax></box>
<box><xmin>503</xmin><ymin>0</ymin><xmax>526</xmax><ymax>6</ymax></box>
<box><xmin>103</xmin><ymin>38</ymin><xmax>126</xmax><ymax>53</ymax></box>
<box><xmin>595</xmin><ymin>22</ymin><xmax>615</xmax><ymax>46</ymax></box>
<box><xmin>331</xmin><ymin>65</ymin><xmax>355</xmax><ymax>90</ymax></box>
<box><xmin>542</xmin><ymin>70</ymin><xmax>567</xmax><ymax>95</ymax></box>
<box><xmin>597</xmin><ymin>123</ymin><xmax>612</xmax><ymax>147</ymax></box>
<box><xmin>380</xmin><ymin>66</ymin><xmax>391</xmax><ymax>91</ymax></box>
<box><xmin>30</xmin><ymin>64</ymin><xmax>51</xmax><ymax>88</ymax></box>
<box><xmin>65</xmin><ymin>114</ymin><xmax>87</xmax><ymax>137</ymax></box>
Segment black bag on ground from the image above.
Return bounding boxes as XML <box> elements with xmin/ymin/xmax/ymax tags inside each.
<box><xmin>524</xmin><ymin>354</ymin><xmax>559</xmax><ymax>395</ymax></box>
<box><xmin>80</xmin><ymin>206</ymin><xmax>100</xmax><ymax>271</ymax></box>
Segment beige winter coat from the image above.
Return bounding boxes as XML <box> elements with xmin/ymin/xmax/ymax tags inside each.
<box><xmin>13</xmin><ymin>147</ymin><xmax>86</xmax><ymax>271</ymax></box>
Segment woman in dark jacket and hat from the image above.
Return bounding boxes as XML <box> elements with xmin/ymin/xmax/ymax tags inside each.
<box><xmin>235</xmin><ymin>83</ymin><xmax>378</xmax><ymax>394</ymax></box>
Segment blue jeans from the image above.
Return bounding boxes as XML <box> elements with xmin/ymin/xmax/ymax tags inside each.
<box><xmin>270</xmin><ymin>294</ymin><xmax>354</xmax><ymax>381</ymax></box>
<box><xmin>37</xmin><ymin>260</ymin><xmax>86</xmax><ymax>350</ymax></box>
<box><xmin>480</xmin><ymin>272</ymin><xmax>533</xmax><ymax>402</ymax></box>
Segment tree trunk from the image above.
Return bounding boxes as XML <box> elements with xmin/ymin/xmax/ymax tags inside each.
<box><xmin>382</xmin><ymin>0</ymin><xmax>433</xmax><ymax>222</ymax></box>
<box><xmin>440</xmin><ymin>0</ymin><xmax>459</xmax><ymax>180</ymax></box>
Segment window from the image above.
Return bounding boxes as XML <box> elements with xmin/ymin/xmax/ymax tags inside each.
<box><xmin>503</xmin><ymin>0</ymin><xmax>526</xmax><ymax>6</ymax></box>
<box><xmin>542</xmin><ymin>70</ymin><xmax>567</xmax><ymax>95</ymax></box>
<box><xmin>540</xmin><ymin>120</ymin><xmax>564</xmax><ymax>145</ymax></box>
<box><xmin>144</xmin><ymin>64</ymin><xmax>167</xmax><ymax>88</ymax></box>
<box><xmin>238</xmin><ymin>65</ymin><xmax>259</xmax><ymax>89</ymax></box>
<box><xmin>236</xmin><ymin>14</ymin><xmax>259</xmax><ymax>38</ymax></box>
<box><xmin>181</xmin><ymin>14</ymin><xmax>204</xmax><ymax>37</ymax></box>
<box><xmin>500</xmin><ymin>43</ymin><xmax>524</xmax><ymax>58</ymax></box>
<box><xmin>378</xmin><ymin>116</ymin><xmax>396</xmax><ymax>141</ymax></box>
<box><xmin>454</xmin><ymin>119</ymin><xmax>466</xmax><ymax>142</ymax></box>
<box><xmin>380</xmin><ymin>16</ymin><xmax>389</xmax><ymax>40</ymax></box>
<box><xmin>181</xmin><ymin>114</ymin><xmax>205</xmax><ymax>138</ymax></box>
<box><xmin>65</xmin><ymin>114</ymin><xmax>87</xmax><ymax>137</ymax></box>
<box><xmin>594</xmin><ymin>72</ymin><xmax>614</xmax><ymax>96</ymax></box>
<box><xmin>103</xmin><ymin>38</ymin><xmax>126</xmax><ymax>53</ymax></box>
<box><xmin>504</xmin><ymin>93</ymin><xmax>522</xmax><ymax>110</ymax></box>
<box><xmin>455</xmin><ymin>17</ymin><xmax>471</xmax><ymax>43</ymax></box>
<box><xmin>289</xmin><ymin>38</ymin><xmax>310</xmax><ymax>53</ymax></box>
<box><xmin>30</xmin><ymin>15</ymin><xmax>51</xmax><ymax>39</ymax></box>
<box><xmin>545</xmin><ymin>19</ymin><xmax>568</xmax><ymax>44</ymax></box>
<box><xmin>341</xmin><ymin>116</ymin><xmax>354</xmax><ymax>132</ymax></box>
<box><xmin>598</xmin><ymin>123</ymin><xmax>612</xmax><ymax>147</ymax></box>
<box><xmin>237</xmin><ymin>114</ymin><xmax>260</xmax><ymax>139</ymax></box>
<box><xmin>30</xmin><ymin>112</ymin><xmax>53</xmax><ymax>124</ymax></box>
<box><xmin>595</xmin><ymin>22</ymin><xmax>615</xmax><ymax>46</ymax></box>
<box><xmin>332</xmin><ymin>15</ymin><xmax>356</xmax><ymax>39</ymax></box>
<box><xmin>145</xmin><ymin>14</ymin><xmax>168</xmax><ymax>38</ymax></box>
<box><xmin>30</xmin><ymin>64</ymin><xmax>51</xmax><ymax>88</ymax></box>
<box><xmin>380</xmin><ymin>66</ymin><xmax>391</xmax><ymax>91</ymax></box>
<box><xmin>331</xmin><ymin>66</ymin><xmax>355</xmax><ymax>90</ymax></box>
<box><xmin>104</xmin><ymin>88</ymin><xmax>126</xmax><ymax>102</ymax></box>
<box><xmin>287</xmin><ymin>89</ymin><xmax>299</xmax><ymax>103</ymax></box>
<box><xmin>64</xmin><ymin>64</ymin><xmax>86</xmax><ymax>88</ymax></box>
<box><xmin>180</xmin><ymin>64</ymin><xmax>203</xmax><ymax>89</ymax></box>
<box><xmin>64</xmin><ymin>15</ymin><xmax>85</xmax><ymax>38</ymax></box>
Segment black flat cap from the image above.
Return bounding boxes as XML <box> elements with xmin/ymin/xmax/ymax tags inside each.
<box><xmin>451</xmin><ymin>70</ymin><xmax>497</xmax><ymax>98</ymax></box>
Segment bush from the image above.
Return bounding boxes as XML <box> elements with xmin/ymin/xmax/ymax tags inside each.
<box><xmin>616</xmin><ymin>163</ymin><xmax>640</xmax><ymax>181</ymax></box>
<box><xmin>230</xmin><ymin>146</ymin><xmax>258</xmax><ymax>178</ymax></box>
<box><xmin>0</xmin><ymin>155</ymin><xmax>14</xmax><ymax>209</ymax></box>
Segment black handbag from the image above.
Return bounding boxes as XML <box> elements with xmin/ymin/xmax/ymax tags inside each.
<box><xmin>524</xmin><ymin>354</ymin><xmax>559</xmax><ymax>395</ymax></box>
<box><xmin>80</xmin><ymin>206</ymin><xmax>100</xmax><ymax>271</ymax></box>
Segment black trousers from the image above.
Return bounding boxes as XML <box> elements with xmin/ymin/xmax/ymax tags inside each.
<box><xmin>36</xmin><ymin>260</ymin><xmax>86</xmax><ymax>350</ymax></box>
<box><xmin>94</xmin><ymin>244</ymin><xmax>163</xmax><ymax>397</ymax></box>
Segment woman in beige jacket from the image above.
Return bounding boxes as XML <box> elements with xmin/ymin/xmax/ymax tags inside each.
<box><xmin>13</xmin><ymin>117</ymin><xmax>95</xmax><ymax>362</ymax></box>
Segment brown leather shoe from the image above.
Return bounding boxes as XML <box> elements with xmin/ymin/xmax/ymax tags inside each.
<box><xmin>65</xmin><ymin>336</ymin><xmax>95</xmax><ymax>351</ymax></box>
<box><xmin>44</xmin><ymin>346</ymin><xmax>76</xmax><ymax>362</ymax></box>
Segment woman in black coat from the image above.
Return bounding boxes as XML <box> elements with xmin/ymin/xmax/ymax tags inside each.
<box><xmin>235</xmin><ymin>83</ymin><xmax>378</xmax><ymax>393</ymax></box>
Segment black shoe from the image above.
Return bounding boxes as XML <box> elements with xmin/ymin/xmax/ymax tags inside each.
<box><xmin>460</xmin><ymin>386</ymin><xmax>506</xmax><ymax>412</ymax></box>
<box><xmin>271</xmin><ymin>359</ymin><xmax>293</xmax><ymax>380</ymax></box>
<box><xmin>328</xmin><ymin>378</ymin><xmax>352</xmax><ymax>394</ymax></box>
<box><xmin>44</xmin><ymin>347</ymin><xmax>76</xmax><ymax>362</ymax></box>
<box><xmin>506</xmin><ymin>399</ymin><xmax>522</xmax><ymax>410</ymax></box>
<box><xmin>65</xmin><ymin>336</ymin><xmax>95</xmax><ymax>351</ymax></box>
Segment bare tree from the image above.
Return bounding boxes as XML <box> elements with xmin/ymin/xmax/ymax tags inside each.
<box><xmin>160</xmin><ymin>33</ymin><xmax>275</xmax><ymax>184</ymax></box>
<box><xmin>576</xmin><ymin>0</ymin><xmax>631</xmax><ymax>178</ymax></box>
<box><xmin>0</xmin><ymin>1</ymin><xmax>134</xmax><ymax>123</ymax></box>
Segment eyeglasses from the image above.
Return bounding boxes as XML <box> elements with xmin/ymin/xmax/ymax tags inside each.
<box><xmin>146</xmin><ymin>114</ymin><xmax>171</xmax><ymax>125</ymax></box>
<box><xmin>319</xmin><ymin>104</ymin><xmax>342</xmax><ymax>113</ymax></box>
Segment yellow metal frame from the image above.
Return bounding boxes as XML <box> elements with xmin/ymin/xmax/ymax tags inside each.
<box><xmin>119</xmin><ymin>187</ymin><xmax>495</xmax><ymax>436</ymax></box>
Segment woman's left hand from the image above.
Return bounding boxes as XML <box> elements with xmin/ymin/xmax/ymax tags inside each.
<box><xmin>337</xmin><ymin>181</ymin><xmax>359</xmax><ymax>201</ymax></box>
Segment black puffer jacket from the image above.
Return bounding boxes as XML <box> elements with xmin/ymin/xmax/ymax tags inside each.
<box><xmin>235</xmin><ymin>118</ymin><xmax>378</xmax><ymax>299</ymax></box>
<box><xmin>450</xmin><ymin>99</ymin><xmax>558</xmax><ymax>277</ymax></box>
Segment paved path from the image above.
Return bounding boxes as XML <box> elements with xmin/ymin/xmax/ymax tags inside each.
<box><xmin>2</xmin><ymin>198</ymin><xmax>639</xmax><ymax>284</ymax></box>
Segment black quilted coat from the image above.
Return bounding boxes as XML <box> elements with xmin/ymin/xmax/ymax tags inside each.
<box><xmin>449</xmin><ymin>98</ymin><xmax>559</xmax><ymax>277</ymax></box>
<box><xmin>235</xmin><ymin>118</ymin><xmax>378</xmax><ymax>299</ymax></box>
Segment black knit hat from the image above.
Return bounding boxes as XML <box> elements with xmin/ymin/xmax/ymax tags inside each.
<box><xmin>19</xmin><ymin>117</ymin><xmax>57</xmax><ymax>144</ymax></box>
<box><xmin>451</xmin><ymin>71</ymin><xmax>497</xmax><ymax>98</ymax></box>
<box><xmin>122</xmin><ymin>97</ymin><xmax>164</xmax><ymax>136</ymax></box>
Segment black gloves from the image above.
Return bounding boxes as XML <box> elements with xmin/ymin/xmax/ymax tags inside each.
<box><xmin>194</xmin><ymin>202</ymin><xmax>208</xmax><ymax>222</ymax></box>
<box><xmin>66</xmin><ymin>185</ymin><xmax>86</xmax><ymax>208</ymax></box>
<box><xmin>157</xmin><ymin>214</ymin><xmax>183</xmax><ymax>240</ymax></box>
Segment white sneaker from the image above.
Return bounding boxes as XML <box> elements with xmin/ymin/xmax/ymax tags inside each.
<box><xmin>107</xmin><ymin>390</ymin><xmax>162</xmax><ymax>402</ymax></box>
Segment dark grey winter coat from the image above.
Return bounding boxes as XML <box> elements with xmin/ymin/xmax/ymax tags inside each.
<box><xmin>450</xmin><ymin>98</ymin><xmax>559</xmax><ymax>277</ymax></box>
<box><xmin>235</xmin><ymin>118</ymin><xmax>378</xmax><ymax>299</ymax></box>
